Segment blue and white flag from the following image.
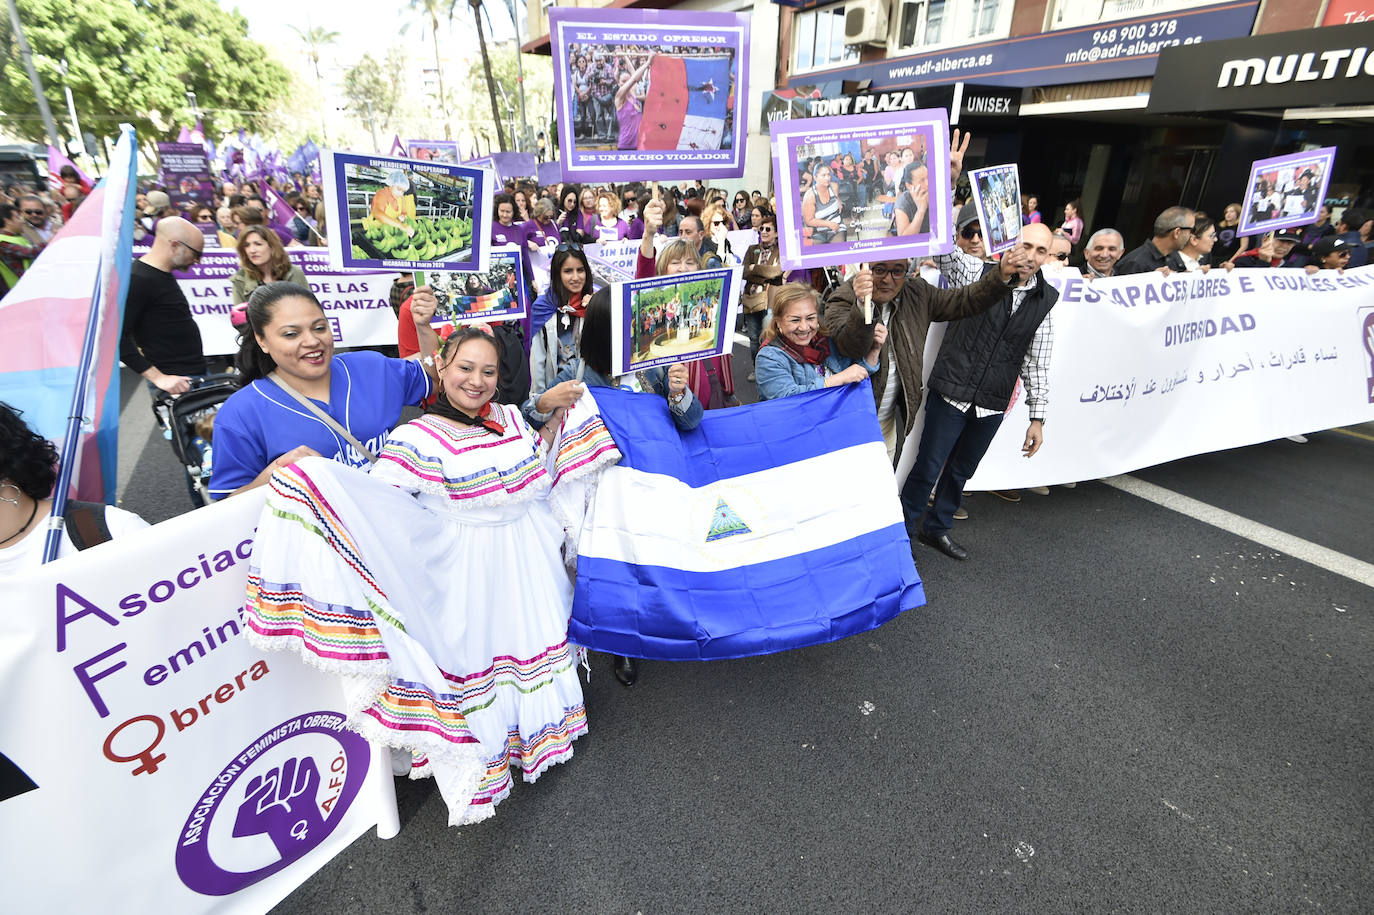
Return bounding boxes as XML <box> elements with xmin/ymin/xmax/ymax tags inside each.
<box><xmin>560</xmin><ymin>382</ymin><xmax>925</xmax><ymax>661</ymax></box>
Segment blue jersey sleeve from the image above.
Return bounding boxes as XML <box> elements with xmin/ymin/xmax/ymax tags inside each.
<box><xmin>389</xmin><ymin>353</ymin><xmax>432</xmax><ymax>406</ymax></box>
<box><xmin>206</xmin><ymin>393</ymin><xmax>268</xmax><ymax>499</ymax></box>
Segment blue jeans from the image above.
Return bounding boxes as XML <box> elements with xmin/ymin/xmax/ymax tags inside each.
<box><xmin>899</xmin><ymin>394</ymin><xmax>1004</xmax><ymax>537</ymax></box>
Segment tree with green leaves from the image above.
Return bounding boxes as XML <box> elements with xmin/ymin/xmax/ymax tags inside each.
<box><xmin>289</xmin><ymin>24</ymin><xmax>338</xmax><ymax>144</ymax></box>
<box><xmin>0</xmin><ymin>0</ymin><xmax>289</xmax><ymax>153</ymax></box>
<box><xmin>341</xmin><ymin>47</ymin><xmax>405</xmax><ymax>150</ymax></box>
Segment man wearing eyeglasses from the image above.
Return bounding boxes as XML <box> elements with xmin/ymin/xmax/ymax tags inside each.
<box><xmin>1041</xmin><ymin>231</ymin><xmax>1074</xmax><ymax>277</ymax></box>
<box><xmin>121</xmin><ymin>217</ymin><xmax>208</xmax><ymax>396</ymax></box>
<box><xmin>1113</xmin><ymin>206</ymin><xmax>1193</xmax><ymax>276</ymax></box>
<box><xmin>16</xmin><ymin>195</ymin><xmax>57</xmax><ymax>246</ymax></box>
<box><xmin>823</xmin><ymin>236</ymin><xmax>1029</xmax><ymax>467</ymax></box>
<box><xmin>0</xmin><ymin>203</ymin><xmax>44</xmax><ymax>296</ymax></box>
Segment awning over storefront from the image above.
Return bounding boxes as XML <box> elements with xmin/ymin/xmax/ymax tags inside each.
<box><xmin>1147</xmin><ymin>20</ymin><xmax>1374</xmax><ymax>113</ymax></box>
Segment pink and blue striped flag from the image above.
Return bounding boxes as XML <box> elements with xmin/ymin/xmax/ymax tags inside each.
<box><xmin>1</xmin><ymin>126</ymin><xmax>138</xmax><ymax>505</ymax></box>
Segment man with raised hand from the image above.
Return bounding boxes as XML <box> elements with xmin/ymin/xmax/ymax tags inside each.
<box><xmin>906</xmin><ymin>223</ymin><xmax>1058</xmax><ymax>561</ymax></box>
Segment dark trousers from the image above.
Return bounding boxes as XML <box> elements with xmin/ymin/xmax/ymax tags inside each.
<box><xmin>899</xmin><ymin>395</ymin><xmax>1004</xmax><ymax>538</ymax></box>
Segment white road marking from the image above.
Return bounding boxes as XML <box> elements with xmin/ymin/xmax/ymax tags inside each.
<box><xmin>1102</xmin><ymin>475</ymin><xmax>1374</xmax><ymax>589</ymax></box>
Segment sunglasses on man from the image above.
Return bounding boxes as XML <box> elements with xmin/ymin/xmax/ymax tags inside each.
<box><xmin>960</xmin><ymin>225</ymin><xmax>982</xmax><ymax>240</ymax></box>
<box><xmin>174</xmin><ymin>239</ymin><xmax>204</xmax><ymax>261</ymax></box>
<box><xmin>22</xmin><ymin>208</ymin><xmax>44</xmax><ymax>216</ymax></box>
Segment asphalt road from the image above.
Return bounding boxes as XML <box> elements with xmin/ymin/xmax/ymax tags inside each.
<box><xmin>113</xmin><ymin>363</ymin><xmax>1373</xmax><ymax>914</ymax></box>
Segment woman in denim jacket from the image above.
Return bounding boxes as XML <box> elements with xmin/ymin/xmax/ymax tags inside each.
<box><xmin>755</xmin><ymin>283</ymin><xmax>885</xmax><ymax>401</ymax></box>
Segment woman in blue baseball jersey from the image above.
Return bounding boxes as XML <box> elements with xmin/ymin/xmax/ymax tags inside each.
<box><xmin>208</xmin><ymin>282</ymin><xmax>440</xmax><ymax>499</ymax></box>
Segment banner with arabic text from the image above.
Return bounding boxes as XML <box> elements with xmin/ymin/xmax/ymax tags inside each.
<box><xmin>957</xmin><ymin>266</ymin><xmax>1374</xmax><ymax>489</ymax></box>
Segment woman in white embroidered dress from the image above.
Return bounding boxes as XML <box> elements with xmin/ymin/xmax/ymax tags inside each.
<box><xmin>245</xmin><ymin>325</ymin><xmax>585</xmax><ymax>826</ymax></box>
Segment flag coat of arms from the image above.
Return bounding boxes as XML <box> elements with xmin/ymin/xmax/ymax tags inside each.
<box><xmin>639</xmin><ymin>55</ymin><xmax>732</xmax><ymax>151</ymax></box>
<box><xmin>550</xmin><ymin>382</ymin><xmax>925</xmax><ymax>661</ymax></box>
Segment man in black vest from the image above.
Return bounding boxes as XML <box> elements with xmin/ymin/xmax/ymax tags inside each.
<box><xmin>902</xmin><ymin>222</ymin><xmax>1058</xmax><ymax>561</ymax></box>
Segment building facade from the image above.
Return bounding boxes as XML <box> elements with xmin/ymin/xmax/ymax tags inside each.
<box><xmin>527</xmin><ymin>0</ymin><xmax>1374</xmax><ymax>246</ymax></box>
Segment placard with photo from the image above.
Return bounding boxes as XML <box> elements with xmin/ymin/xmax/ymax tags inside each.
<box><xmin>406</xmin><ymin>140</ymin><xmax>461</xmax><ymax>164</ymax></box>
<box><xmin>548</xmin><ymin>8</ymin><xmax>749</xmax><ymax>181</ymax></box>
<box><xmin>968</xmin><ymin>163</ymin><xmax>1023</xmax><ymax>256</ymax></box>
<box><xmin>416</xmin><ymin>245</ymin><xmax>527</xmax><ymax>329</ymax></box>
<box><xmin>1238</xmin><ymin>146</ymin><xmax>1337</xmax><ymax>237</ymax></box>
<box><xmin>610</xmin><ymin>266</ymin><xmax>743</xmax><ymax>375</ymax></box>
<box><xmin>321</xmin><ymin>150</ymin><xmax>492</xmax><ymax>273</ymax></box>
<box><xmin>769</xmin><ymin>109</ymin><xmax>953</xmax><ymax>270</ymax></box>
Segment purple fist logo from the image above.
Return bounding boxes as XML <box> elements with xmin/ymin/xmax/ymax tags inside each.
<box><xmin>232</xmin><ymin>756</ymin><xmax>326</xmax><ymax>855</ymax></box>
<box><xmin>175</xmin><ymin>712</ymin><xmax>369</xmax><ymax>897</ymax></box>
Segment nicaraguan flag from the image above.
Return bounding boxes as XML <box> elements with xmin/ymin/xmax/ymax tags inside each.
<box><xmin>564</xmin><ymin>381</ymin><xmax>925</xmax><ymax>660</ymax></box>
<box><xmin>638</xmin><ymin>55</ymin><xmax>732</xmax><ymax>152</ymax></box>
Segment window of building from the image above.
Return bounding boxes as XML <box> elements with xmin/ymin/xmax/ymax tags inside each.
<box><xmin>893</xmin><ymin>0</ymin><xmax>1010</xmax><ymax>53</ymax></box>
<box><xmin>1048</xmin><ymin>0</ymin><xmax>1218</xmax><ymax>31</ymax></box>
<box><xmin>792</xmin><ymin>3</ymin><xmax>860</xmax><ymax>73</ymax></box>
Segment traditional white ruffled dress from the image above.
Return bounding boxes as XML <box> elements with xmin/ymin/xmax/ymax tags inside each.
<box><xmin>244</xmin><ymin>403</ymin><xmax>587</xmax><ymax>826</ymax></box>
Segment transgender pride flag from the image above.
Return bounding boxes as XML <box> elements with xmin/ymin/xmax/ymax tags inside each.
<box><xmin>0</xmin><ymin>126</ymin><xmax>137</xmax><ymax>511</ymax></box>
<box><xmin>559</xmin><ymin>382</ymin><xmax>925</xmax><ymax>661</ymax></box>
<box><xmin>638</xmin><ymin>54</ymin><xmax>732</xmax><ymax>151</ymax></box>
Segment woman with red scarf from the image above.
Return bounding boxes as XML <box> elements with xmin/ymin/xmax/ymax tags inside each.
<box><xmin>754</xmin><ymin>283</ymin><xmax>885</xmax><ymax>401</ymax></box>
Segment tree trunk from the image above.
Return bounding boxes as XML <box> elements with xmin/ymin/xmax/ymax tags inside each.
<box><xmin>471</xmin><ymin>0</ymin><xmax>507</xmax><ymax>152</ymax></box>
<box><xmin>430</xmin><ymin>11</ymin><xmax>452</xmax><ymax>140</ymax></box>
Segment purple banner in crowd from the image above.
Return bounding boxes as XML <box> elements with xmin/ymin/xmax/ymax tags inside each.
<box><xmin>537</xmin><ymin>161</ymin><xmax>562</xmax><ymax>186</ymax></box>
<box><xmin>770</xmin><ymin>109</ymin><xmax>953</xmax><ymax>270</ymax></box>
<box><xmin>549</xmin><ymin>9</ymin><xmax>750</xmax><ymax>181</ymax></box>
<box><xmin>787</xmin><ymin>0</ymin><xmax>1260</xmax><ymax>91</ymax></box>
<box><xmin>156</xmin><ymin>142</ymin><xmax>215</xmax><ymax>213</ymax></box>
<box><xmin>610</xmin><ymin>267</ymin><xmax>742</xmax><ymax>375</ymax></box>
<box><xmin>1237</xmin><ymin>146</ymin><xmax>1338</xmax><ymax>237</ymax></box>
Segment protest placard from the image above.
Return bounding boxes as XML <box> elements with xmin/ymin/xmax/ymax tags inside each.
<box><xmin>968</xmin><ymin>163</ymin><xmax>1023</xmax><ymax>256</ymax></box>
<box><xmin>157</xmin><ymin>142</ymin><xmax>216</xmax><ymax>214</ymax></box>
<box><xmin>416</xmin><ymin>245</ymin><xmax>528</xmax><ymax>329</ymax></box>
<box><xmin>609</xmin><ymin>266</ymin><xmax>742</xmax><ymax>375</ymax></box>
<box><xmin>406</xmin><ymin>140</ymin><xmax>461</xmax><ymax>163</ymax></box>
<box><xmin>548</xmin><ymin>8</ymin><xmax>749</xmax><ymax>181</ymax></box>
<box><xmin>769</xmin><ymin>109</ymin><xmax>952</xmax><ymax>270</ymax></box>
<box><xmin>321</xmin><ymin>150</ymin><xmax>492</xmax><ymax>273</ymax></box>
<box><xmin>1238</xmin><ymin>146</ymin><xmax>1337</xmax><ymax>237</ymax></box>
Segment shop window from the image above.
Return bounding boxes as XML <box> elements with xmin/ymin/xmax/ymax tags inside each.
<box><xmin>792</xmin><ymin>3</ymin><xmax>861</xmax><ymax>73</ymax></box>
<box><xmin>1049</xmin><ymin>0</ymin><xmax>1217</xmax><ymax>31</ymax></box>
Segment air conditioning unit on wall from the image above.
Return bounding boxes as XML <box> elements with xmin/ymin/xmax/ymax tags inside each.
<box><xmin>844</xmin><ymin>0</ymin><xmax>891</xmax><ymax>47</ymax></box>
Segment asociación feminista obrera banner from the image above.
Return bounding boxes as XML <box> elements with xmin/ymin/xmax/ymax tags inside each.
<box><xmin>892</xmin><ymin>265</ymin><xmax>1374</xmax><ymax>491</ymax></box>
<box><xmin>0</xmin><ymin>491</ymin><xmax>398</xmax><ymax>912</ymax></box>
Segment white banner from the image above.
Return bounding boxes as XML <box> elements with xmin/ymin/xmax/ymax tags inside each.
<box><xmin>177</xmin><ymin>247</ymin><xmax>401</xmax><ymax>355</ymax></box>
<box><xmin>0</xmin><ymin>493</ymin><xmax>396</xmax><ymax>912</ymax></box>
<box><xmin>918</xmin><ymin>266</ymin><xmax>1374</xmax><ymax>489</ymax></box>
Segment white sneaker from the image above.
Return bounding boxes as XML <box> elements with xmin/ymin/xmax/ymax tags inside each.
<box><xmin>1061</xmin><ymin>482</ymin><xmax>1077</xmax><ymax>489</ymax></box>
<box><xmin>1286</xmin><ymin>434</ymin><xmax>1308</xmax><ymax>443</ymax></box>
<box><xmin>1027</xmin><ymin>485</ymin><xmax>1050</xmax><ymax>496</ymax></box>
<box><xmin>747</xmin><ymin>371</ymin><xmax>756</xmax><ymax>382</ymax></box>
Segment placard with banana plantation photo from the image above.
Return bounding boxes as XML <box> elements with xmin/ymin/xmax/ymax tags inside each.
<box><xmin>321</xmin><ymin>150</ymin><xmax>493</xmax><ymax>273</ymax></box>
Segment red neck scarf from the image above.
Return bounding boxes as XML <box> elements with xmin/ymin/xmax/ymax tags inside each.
<box><xmin>774</xmin><ymin>332</ymin><xmax>831</xmax><ymax>367</ymax></box>
<box><xmin>560</xmin><ymin>292</ymin><xmax>586</xmax><ymax>320</ymax></box>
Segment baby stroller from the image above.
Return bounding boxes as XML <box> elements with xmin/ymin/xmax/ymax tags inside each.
<box><xmin>150</xmin><ymin>373</ymin><xmax>240</xmax><ymax>508</ymax></box>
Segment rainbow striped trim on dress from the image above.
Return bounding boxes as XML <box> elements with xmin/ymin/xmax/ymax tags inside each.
<box><xmin>244</xmin><ymin>463</ymin><xmax>395</xmax><ymax>665</ymax></box>
<box><xmin>361</xmin><ymin>678</ymin><xmax>482</xmax><ymax>748</ymax></box>
<box><xmin>374</xmin><ymin>412</ymin><xmax>548</xmax><ymax>502</ymax></box>
<box><xmin>549</xmin><ymin>396</ymin><xmax>621</xmax><ymax>488</ymax></box>
<box><xmin>463</xmin><ymin>704</ymin><xmax>588</xmax><ymax>823</ymax></box>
